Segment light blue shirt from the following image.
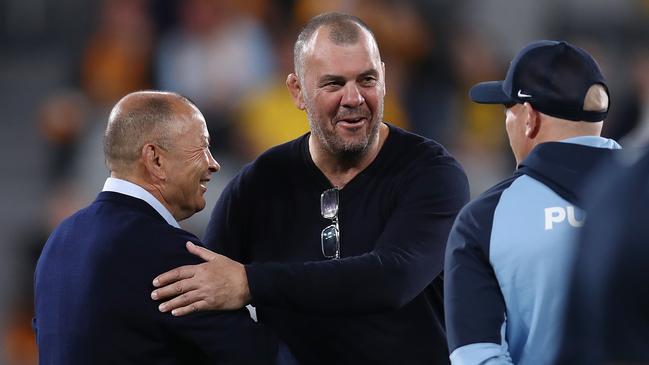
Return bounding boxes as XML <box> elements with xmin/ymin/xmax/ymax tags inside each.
<box><xmin>102</xmin><ymin>177</ymin><xmax>180</xmax><ymax>228</ymax></box>
<box><xmin>559</xmin><ymin>135</ymin><xmax>621</xmax><ymax>149</ymax></box>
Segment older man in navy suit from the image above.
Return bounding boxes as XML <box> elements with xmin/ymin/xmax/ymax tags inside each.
<box><xmin>34</xmin><ymin>91</ymin><xmax>279</xmax><ymax>364</ymax></box>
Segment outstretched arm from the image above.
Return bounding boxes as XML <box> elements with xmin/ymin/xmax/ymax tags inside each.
<box><xmin>152</xmin><ymin>241</ymin><xmax>251</xmax><ymax>314</ymax></box>
<box><xmin>152</xmin><ymin>161</ymin><xmax>469</xmax><ymax>315</ymax></box>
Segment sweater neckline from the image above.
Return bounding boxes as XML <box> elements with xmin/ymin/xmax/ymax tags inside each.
<box><xmin>300</xmin><ymin>123</ymin><xmax>396</xmax><ymax>195</ymax></box>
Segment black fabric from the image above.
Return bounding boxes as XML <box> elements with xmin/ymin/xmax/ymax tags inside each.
<box><xmin>517</xmin><ymin>141</ymin><xmax>621</xmax><ymax>207</ymax></box>
<box><xmin>204</xmin><ymin>124</ymin><xmax>470</xmax><ymax>365</ymax></box>
<box><xmin>556</xmin><ymin>148</ymin><xmax>649</xmax><ymax>365</ymax></box>
<box><xmin>444</xmin><ymin>176</ymin><xmax>517</xmax><ymax>352</ymax></box>
<box><xmin>34</xmin><ymin>192</ymin><xmax>278</xmax><ymax>365</ymax></box>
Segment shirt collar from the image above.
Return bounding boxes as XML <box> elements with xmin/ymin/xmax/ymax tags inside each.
<box><xmin>102</xmin><ymin>177</ymin><xmax>180</xmax><ymax>228</ymax></box>
<box><xmin>559</xmin><ymin>135</ymin><xmax>622</xmax><ymax>150</ymax></box>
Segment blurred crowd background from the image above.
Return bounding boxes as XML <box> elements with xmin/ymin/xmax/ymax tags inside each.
<box><xmin>0</xmin><ymin>0</ymin><xmax>647</xmax><ymax>363</ymax></box>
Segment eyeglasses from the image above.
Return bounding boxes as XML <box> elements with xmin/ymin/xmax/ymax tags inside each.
<box><xmin>320</xmin><ymin>188</ymin><xmax>340</xmax><ymax>259</ymax></box>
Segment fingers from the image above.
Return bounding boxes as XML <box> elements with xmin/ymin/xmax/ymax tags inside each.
<box><xmin>153</xmin><ymin>264</ymin><xmax>196</xmax><ymax>288</ymax></box>
<box><xmin>151</xmin><ymin>277</ymin><xmax>198</xmax><ymax>301</ymax></box>
<box><xmin>170</xmin><ymin>300</ymin><xmax>210</xmax><ymax>317</ymax></box>
<box><xmin>150</xmin><ymin>252</ymin><xmax>249</xmax><ymax>313</ymax></box>
<box><xmin>186</xmin><ymin>241</ymin><xmax>218</xmax><ymax>262</ymax></box>
<box><xmin>151</xmin><ymin>242</ymin><xmax>215</xmax><ymax>288</ymax></box>
<box><xmin>157</xmin><ymin>291</ymin><xmax>209</xmax><ymax>316</ymax></box>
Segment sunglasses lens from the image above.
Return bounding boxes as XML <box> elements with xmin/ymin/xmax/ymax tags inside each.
<box><xmin>321</xmin><ymin>188</ymin><xmax>339</xmax><ymax>219</ymax></box>
<box><xmin>321</xmin><ymin>224</ymin><xmax>339</xmax><ymax>258</ymax></box>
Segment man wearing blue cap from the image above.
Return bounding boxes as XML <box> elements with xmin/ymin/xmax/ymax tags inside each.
<box><xmin>443</xmin><ymin>40</ymin><xmax>622</xmax><ymax>365</ymax></box>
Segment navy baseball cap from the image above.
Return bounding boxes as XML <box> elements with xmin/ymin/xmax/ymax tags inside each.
<box><xmin>469</xmin><ymin>40</ymin><xmax>609</xmax><ymax>122</ymax></box>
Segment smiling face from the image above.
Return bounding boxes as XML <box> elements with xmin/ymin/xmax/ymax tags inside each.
<box><xmin>297</xmin><ymin>25</ymin><xmax>385</xmax><ymax>158</ymax></box>
<box><xmin>161</xmin><ymin>104</ymin><xmax>219</xmax><ymax>221</ymax></box>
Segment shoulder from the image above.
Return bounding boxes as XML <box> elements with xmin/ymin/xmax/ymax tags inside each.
<box><xmin>385</xmin><ymin>124</ymin><xmax>466</xmax><ymax>179</ymax></box>
<box><xmin>450</xmin><ymin>175</ymin><xmax>520</xmax><ymax>250</ymax></box>
<box><xmin>459</xmin><ymin>170</ymin><xmax>567</xmax><ymax>227</ymax></box>
<box><xmin>492</xmin><ymin>170</ymin><xmax>582</xmax><ymax>236</ymax></box>
<box><xmin>46</xmin><ymin>205</ymin><xmax>91</xmax><ymax>242</ymax></box>
<box><xmin>40</xmin><ymin>196</ymin><xmax>205</xmax><ymax>278</ymax></box>
<box><xmin>77</xmin><ymin>194</ymin><xmax>200</xmax><ymax>249</ymax></box>
<box><xmin>247</xmin><ymin>134</ymin><xmax>307</xmax><ymax>173</ymax></box>
<box><xmin>462</xmin><ymin>176</ymin><xmax>518</xmax><ymax>216</ymax></box>
<box><xmin>383</xmin><ymin>124</ymin><xmax>469</xmax><ymax>201</ymax></box>
<box><xmin>118</xmin><ymin>212</ymin><xmax>201</xmax><ymax>254</ymax></box>
<box><xmin>386</xmin><ymin>124</ymin><xmax>456</xmax><ymax>160</ymax></box>
<box><xmin>227</xmin><ymin>134</ymin><xmax>307</xmax><ymax>191</ymax></box>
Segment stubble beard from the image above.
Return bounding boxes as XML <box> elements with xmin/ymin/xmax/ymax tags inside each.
<box><xmin>307</xmin><ymin>103</ymin><xmax>384</xmax><ymax>163</ymax></box>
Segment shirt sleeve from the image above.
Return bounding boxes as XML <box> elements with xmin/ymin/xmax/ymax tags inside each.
<box><xmin>241</xmin><ymin>159</ymin><xmax>469</xmax><ymax>314</ymax></box>
<box><xmin>443</xmin><ymin>199</ymin><xmax>513</xmax><ymax>365</ymax></box>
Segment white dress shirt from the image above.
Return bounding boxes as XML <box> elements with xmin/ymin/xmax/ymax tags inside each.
<box><xmin>102</xmin><ymin>177</ymin><xmax>180</xmax><ymax>228</ymax></box>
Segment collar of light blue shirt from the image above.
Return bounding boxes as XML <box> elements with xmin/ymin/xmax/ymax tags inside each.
<box><xmin>102</xmin><ymin>177</ymin><xmax>180</xmax><ymax>228</ymax></box>
<box><xmin>560</xmin><ymin>135</ymin><xmax>622</xmax><ymax>150</ymax></box>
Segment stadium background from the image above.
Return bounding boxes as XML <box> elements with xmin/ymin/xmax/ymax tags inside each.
<box><xmin>0</xmin><ymin>0</ymin><xmax>647</xmax><ymax>363</ymax></box>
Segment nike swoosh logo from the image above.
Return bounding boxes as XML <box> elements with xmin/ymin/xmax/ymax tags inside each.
<box><xmin>517</xmin><ymin>90</ymin><xmax>532</xmax><ymax>98</ymax></box>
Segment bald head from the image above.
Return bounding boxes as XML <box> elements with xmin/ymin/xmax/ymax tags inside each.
<box><xmin>293</xmin><ymin>12</ymin><xmax>378</xmax><ymax>81</ymax></box>
<box><xmin>104</xmin><ymin>91</ymin><xmax>200</xmax><ymax>173</ymax></box>
<box><xmin>535</xmin><ymin>84</ymin><xmax>608</xmax><ymax>141</ymax></box>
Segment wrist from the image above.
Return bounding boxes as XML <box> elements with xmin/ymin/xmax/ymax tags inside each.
<box><xmin>238</xmin><ymin>263</ymin><xmax>252</xmax><ymax>306</ymax></box>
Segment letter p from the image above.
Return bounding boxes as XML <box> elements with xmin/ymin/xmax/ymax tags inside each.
<box><xmin>545</xmin><ymin>207</ymin><xmax>566</xmax><ymax>230</ymax></box>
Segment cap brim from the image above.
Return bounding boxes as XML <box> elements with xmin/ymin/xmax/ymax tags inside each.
<box><xmin>469</xmin><ymin>81</ymin><xmax>513</xmax><ymax>104</ymax></box>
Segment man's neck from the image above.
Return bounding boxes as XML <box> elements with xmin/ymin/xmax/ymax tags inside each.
<box><xmin>309</xmin><ymin>123</ymin><xmax>389</xmax><ymax>188</ymax></box>
<box><xmin>537</xmin><ymin>116</ymin><xmax>603</xmax><ymax>143</ymax></box>
<box><xmin>110</xmin><ymin>172</ymin><xmax>180</xmax><ymax>221</ymax></box>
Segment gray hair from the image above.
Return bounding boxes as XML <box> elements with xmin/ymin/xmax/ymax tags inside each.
<box><xmin>293</xmin><ymin>12</ymin><xmax>377</xmax><ymax>80</ymax></box>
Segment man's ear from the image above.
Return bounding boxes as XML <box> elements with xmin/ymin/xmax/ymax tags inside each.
<box><xmin>523</xmin><ymin>102</ymin><xmax>541</xmax><ymax>139</ymax></box>
<box><xmin>142</xmin><ymin>143</ymin><xmax>166</xmax><ymax>181</ymax></box>
<box><xmin>286</xmin><ymin>73</ymin><xmax>306</xmax><ymax>110</ymax></box>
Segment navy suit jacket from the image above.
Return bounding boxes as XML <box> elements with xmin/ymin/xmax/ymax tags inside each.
<box><xmin>34</xmin><ymin>192</ymin><xmax>277</xmax><ymax>364</ymax></box>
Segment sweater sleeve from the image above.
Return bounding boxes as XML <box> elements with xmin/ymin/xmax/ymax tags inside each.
<box><xmin>244</xmin><ymin>158</ymin><xmax>469</xmax><ymax>314</ymax></box>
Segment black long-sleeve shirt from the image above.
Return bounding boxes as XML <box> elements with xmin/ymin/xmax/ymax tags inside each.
<box><xmin>205</xmin><ymin>124</ymin><xmax>470</xmax><ymax>365</ymax></box>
